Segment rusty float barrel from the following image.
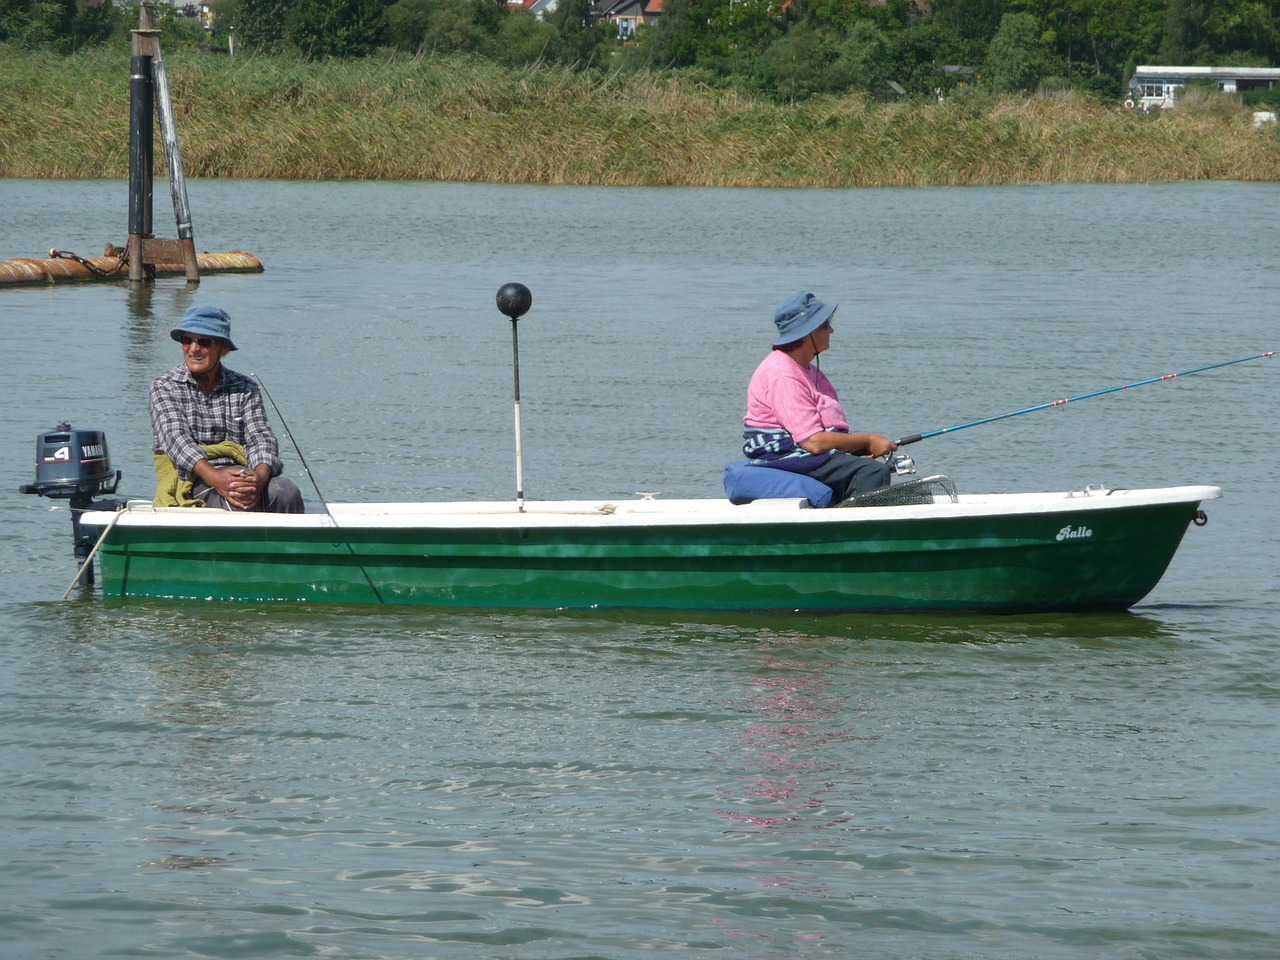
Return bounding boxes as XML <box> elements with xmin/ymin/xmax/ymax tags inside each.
<box><xmin>0</xmin><ymin>249</ymin><xmax>263</xmax><ymax>286</ymax></box>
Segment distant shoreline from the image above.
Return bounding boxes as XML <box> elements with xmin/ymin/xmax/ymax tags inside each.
<box><xmin>4</xmin><ymin>48</ymin><xmax>1279</xmax><ymax>186</ymax></box>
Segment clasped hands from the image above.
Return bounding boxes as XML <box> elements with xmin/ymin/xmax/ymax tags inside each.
<box><xmin>212</xmin><ymin>465</ymin><xmax>265</xmax><ymax>510</ymax></box>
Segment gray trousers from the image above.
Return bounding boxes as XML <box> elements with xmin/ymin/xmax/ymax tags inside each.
<box><xmin>805</xmin><ymin>452</ymin><xmax>891</xmax><ymax>502</ymax></box>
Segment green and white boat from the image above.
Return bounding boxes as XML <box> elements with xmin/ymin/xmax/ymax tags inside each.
<box><xmin>77</xmin><ymin>481</ymin><xmax>1219</xmax><ymax>613</ymax></box>
<box><xmin>43</xmin><ymin>314</ymin><xmax>1260</xmax><ymax>614</ymax></box>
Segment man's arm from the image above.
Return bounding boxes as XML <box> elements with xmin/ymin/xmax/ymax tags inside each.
<box><xmin>149</xmin><ymin>375</ymin><xmax>207</xmax><ymax>474</ymax></box>
<box><xmin>239</xmin><ymin>382</ymin><xmax>284</xmax><ymax>477</ymax></box>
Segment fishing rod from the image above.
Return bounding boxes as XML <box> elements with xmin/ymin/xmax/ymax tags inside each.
<box><xmin>254</xmin><ymin>373</ymin><xmax>386</xmax><ymax>604</ymax></box>
<box><xmin>895</xmin><ymin>351</ymin><xmax>1276</xmax><ymax>447</ymax></box>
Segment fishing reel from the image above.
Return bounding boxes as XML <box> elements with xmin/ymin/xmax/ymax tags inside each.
<box><xmin>887</xmin><ymin>451</ymin><xmax>916</xmax><ymax>476</ymax></box>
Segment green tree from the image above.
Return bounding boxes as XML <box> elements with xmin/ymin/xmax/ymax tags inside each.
<box><xmin>651</xmin><ymin>0</ymin><xmax>779</xmax><ymax>77</ymax></box>
<box><xmin>383</xmin><ymin>0</ymin><xmax>427</xmax><ymax>49</ymax></box>
<box><xmin>236</xmin><ymin>0</ymin><xmax>289</xmax><ymax>50</ymax></box>
<box><xmin>284</xmin><ymin>0</ymin><xmax>386</xmax><ymax>57</ymax></box>
<box><xmin>987</xmin><ymin>11</ymin><xmax>1047</xmax><ymax>91</ymax></box>
<box><xmin>833</xmin><ymin>19</ymin><xmax>892</xmax><ymax>91</ymax></box>
<box><xmin>1074</xmin><ymin>0</ymin><xmax>1165</xmax><ymax>90</ymax></box>
<box><xmin>1157</xmin><ymin>0</ymin><xmax>1208</xmax><ymax>63</ymax></box>
<box><xmin>884</xmin><ymin>15</ymin><xmax>984</xmax><ymax>96</ymax></box>
<box><xmin>755</xmin><ymin>21</ymin><xmax>838</xmax><ymax>100</ymax></box>
<box><xmin>0</xmin><ymin>0</ymin><xmax>76</xmax><ymax>49</ymax></box>
<box><xmin>650</xmin><ymin>0</ymin><xmax>726</xmax><ymax>68</ymax></box>
<box><xmin>1207</xmin><ymin>0</ymin><xmax>1279</xmax><ymax>63</ymax></box>
<box><xmin>207</xmin><ymin>0</ymin><xmax>240</xmax><ymax>44</ymax></box>
<box><xmin>67</xmin><ymin>0</ymin><xmax>119</xmax><ymax>49</ymax></box>
<box><xmin>718</xmin><ymin>0</ymin><xmax>783</xmax><ymax>69</ymax></box>
<box><xmin>933</xmin><ymin>0</ymin><xmax>1009</xmax><ymax>42</ymax></box>
<box><xmin>545</xmin><ymin>0</ymin><xmax>610</xmax><ymax>68</ymax></box>
<box><xmin>789</xmin><ymin>0</ymin><xmax>875</xmax><ymax>29</ymax></box>
<box><xmin>384</xmin><ymin>0</ymin><xmax>486</xmax><ymax>54</ymax></box>
<box><xmin>490</xmin><ymin>8</ymin><xmax>554</xmax><ymax>66</ymax></box>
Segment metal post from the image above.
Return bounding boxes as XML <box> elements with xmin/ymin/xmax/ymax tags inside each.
<box><xmin>127</xmin><ymin>51</ymin><xmax>153</xmax><ymax>283</ymax></box>
<box><xmin>128</xmin><ymin>3</ymin><xmax>199</xmax><ymax>284</ymax></box>
<box><xmin>495</xmin><ymin>283</ymin><xmax>533</xmax><ymax>513</ymax></box>
<box><xmin>149</xmin><ymin>46</ymin><xmax>200</xmax><ymax>282</ymax></box>
<box><xmin>511</xmin><ymin>319</ymin><xmax>524</xmax><ymax>513</ymax></box>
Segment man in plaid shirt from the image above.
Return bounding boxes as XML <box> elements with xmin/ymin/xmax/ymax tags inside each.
<box><xmin>150</xmin><ymin>305</ymin><xmax>304</xmax><ymax>513</ymax></box>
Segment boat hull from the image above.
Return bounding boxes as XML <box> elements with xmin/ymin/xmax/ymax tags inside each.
<box><xmin>80</xmin><ymin>486</ymin><xmax>1219</xmax><ymax>613</ymax></box>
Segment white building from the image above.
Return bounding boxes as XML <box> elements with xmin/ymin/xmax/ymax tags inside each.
<box><xmin>1128</xmin><ymin>65</ymin><xmax>1280</xmax><ymax>110</ymax></box>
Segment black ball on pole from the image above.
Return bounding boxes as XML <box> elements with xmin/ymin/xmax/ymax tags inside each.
<box><xmin>496</xmin><ymin>283</ymin><xmax>532</xmax><ymax>510</ymax></box>
<box><xmin>496</xmin><ymin>282</ymin><xmax>532</xmax><ymax>321</ymax></box>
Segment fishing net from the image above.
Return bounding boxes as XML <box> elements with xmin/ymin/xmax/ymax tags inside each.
<box><xmin>837</xmin><ymin>475</ymin><xmax>958</xmax><ymax>508</ymax></box>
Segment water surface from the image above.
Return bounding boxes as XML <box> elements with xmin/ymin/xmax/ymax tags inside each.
<box><xmin>1</xmin><ymin>179</ymin><xmax>1277</xmax><ymax>958</ymax></box>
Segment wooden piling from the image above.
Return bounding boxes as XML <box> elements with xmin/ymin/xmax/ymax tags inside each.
<box><xmin>127</xmin><ymin>50</ymin><xmax>153</xmax><ymax>283</ymax></box>
<box><xmin>129</xmin><ymin>4</ymin><xmax>200</xmax><ymax>284</ymax></box>
<box><xmin>136</xmin><ymin>23</ymin><xmax>200</xmax><ymax>282</ymax></box>
<box><xmin>2</xmin><ymin>3</ymin><xmax>260</xmax><ymax>289</ymax></box>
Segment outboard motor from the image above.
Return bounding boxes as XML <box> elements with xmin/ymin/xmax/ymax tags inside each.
<box><xmin>19</xmin><ymin>423</ymin><xmax>123</xmax><ymax>586</ymax></box>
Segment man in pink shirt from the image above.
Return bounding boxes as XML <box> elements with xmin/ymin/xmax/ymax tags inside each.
<box><xmin>743</xmin><ymin>291</ymin><xmax>897</xmax><ymax>502</ymax></box>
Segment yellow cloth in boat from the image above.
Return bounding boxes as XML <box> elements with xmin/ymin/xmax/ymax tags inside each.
<box><xmin>153</xmin><ymin>441</ymin><xmax>247</xmax><ymax>507</ymax></box>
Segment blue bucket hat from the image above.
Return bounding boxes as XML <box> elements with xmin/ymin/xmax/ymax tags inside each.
<box><xmin>773</xmin><ymin>291</ymin><xmax>837</xmax><ymax>346</ymax></box>
<box><xmin>171</xmin><ymin>305</ymin><xmax>237</xmax><ymax>351</ymax></box>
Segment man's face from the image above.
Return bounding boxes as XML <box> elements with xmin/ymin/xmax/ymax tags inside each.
<box><xmin>179</xmin><ymin>334</ymin><xmax>229</xmax><ymax>378</ymax></box>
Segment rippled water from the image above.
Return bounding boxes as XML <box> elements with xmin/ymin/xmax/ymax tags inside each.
<box><xmin>1</xmin><ymin>179</ymin><xmax>1278</xmax><ymax>958</ymax></box>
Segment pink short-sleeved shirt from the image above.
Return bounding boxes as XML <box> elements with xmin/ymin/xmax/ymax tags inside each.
<box><xmin>744</xmin><ymin>349</ymin><xmax>849</xmax><ymax>444</ymax></box>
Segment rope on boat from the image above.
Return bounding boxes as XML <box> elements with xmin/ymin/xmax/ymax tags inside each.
<box><xmin>62</xmin><ymin>503</ymin><xmax>125</xmax><ymax>600</ymax></box>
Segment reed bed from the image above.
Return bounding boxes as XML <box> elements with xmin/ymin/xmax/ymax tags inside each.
<box><xmin>3</xmin><ymin>47</ymin><xmax>1279</xmax><ymax>185</ymax></box>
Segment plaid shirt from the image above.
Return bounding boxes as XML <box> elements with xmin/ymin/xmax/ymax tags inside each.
<box><xmin>150</xmin><ymin>364</ymin><xmax>283</xmax><ymax>480</ymax></box>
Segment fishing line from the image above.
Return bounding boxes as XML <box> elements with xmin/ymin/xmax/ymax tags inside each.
<box><xmin>253</xmin><ymin>373</ymin><xmax>330</xmax><ymax>507</ymax></box>
<box><xmin>896</xmin><ymin>351</ymin><xmax>1277</xmax><ymax>447</ymax></box>
<box><xmin>253</xmin><ymin>373</ymin><xmax>386</xmax><ymax>604</ymax></box>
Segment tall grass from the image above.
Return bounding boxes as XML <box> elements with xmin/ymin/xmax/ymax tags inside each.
<box><xmin>2</xmin><ymin>46</ymin><xmax>1279</xmax><ymax>185</ymax></box>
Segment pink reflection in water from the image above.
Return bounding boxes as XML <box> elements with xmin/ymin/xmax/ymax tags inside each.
<box><xmin>716</xmin><ymin>646</ymin><xmax>859</xmax><ymax>833</ymax></box>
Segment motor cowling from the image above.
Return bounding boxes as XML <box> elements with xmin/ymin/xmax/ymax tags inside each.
<box><xmin>20</xmin><ymin>423</ymin><xmax>120</xmax><ymax>500</ymax></box>
<box><xmin>19</xmin><ymin>423</ymin><xmax>124</xmax><ymax>590</ymax></box>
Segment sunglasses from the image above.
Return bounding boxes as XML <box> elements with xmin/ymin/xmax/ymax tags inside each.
<box><xmin>179</xmin><ymin>335</ymin><xmax>217</xmax><ymax>349</ymax></box>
